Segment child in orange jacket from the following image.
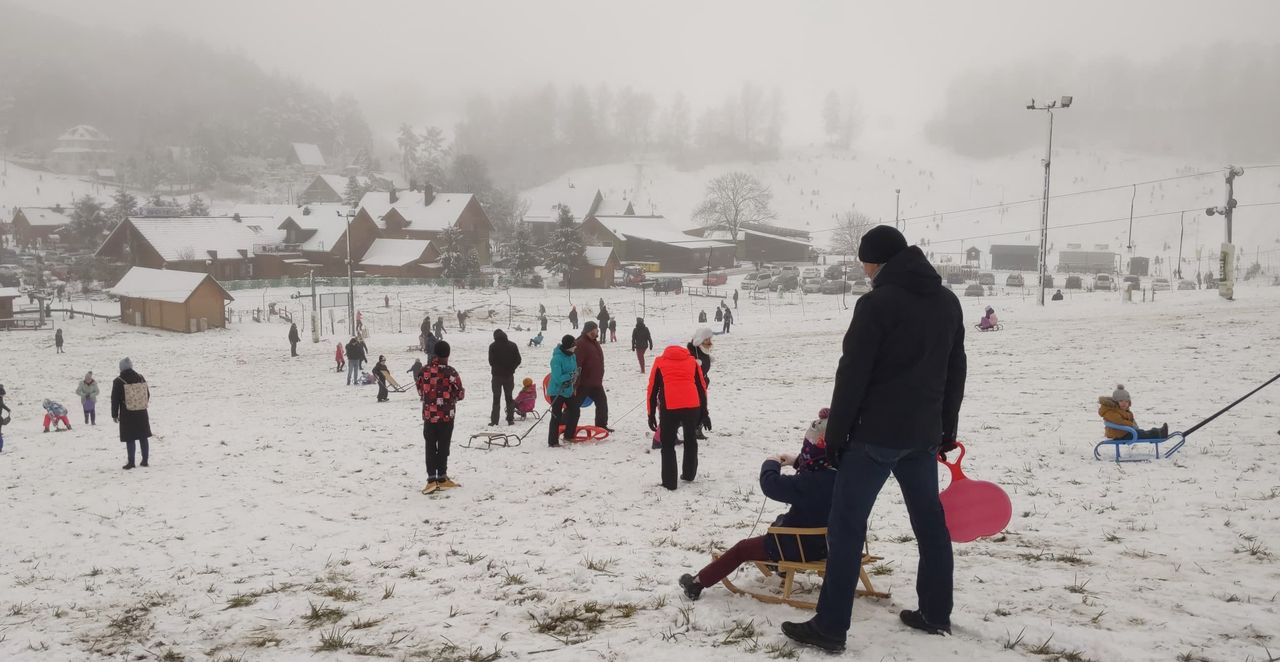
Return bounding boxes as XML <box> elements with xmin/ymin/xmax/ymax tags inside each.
<box><xmin>1098</xmin><ymin>384</ymin><xmax>1167</xmax><ymax>439</ymax></box>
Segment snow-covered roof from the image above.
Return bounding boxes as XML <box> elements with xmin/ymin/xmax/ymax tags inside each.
<box><xmin>744</xmin><ymin>228</ymin><xmax>812</xmax><ymax>247</ymax></box>
<box><xmin>58</xmin><ymin>125</ymin><xmax>110</xmax><ymax>142</ymax></box>
<box><xmin>584</xmin><ymin>246</ymin><xmax>617</xmax><ymax>267</ymax></box>
<box><xmin>522</xmin><ymin>187</ymin><xmax>601</xmax><ymax>224</ymax></box>
<box><xmin>107</xmin><ymin>267</ymin><xmax>233</xmax><ymax>304</ymax></box>
<box><xmin>286</xmin><ymin>204</ymin><xmax>353</xmax><ymax>253</ymax></box>
<box><xmin>591</xmin><ymin>215</ymin><xmax>732</xmax><ymax>250</ymax></box>
<box><xmin>292</xmin><ymin>143</ymin><xmax>326</xmax><ymax>168</ymax></box>
<box><xmin>0</xmin><ymin>287</ymin><xmax>22</xmax><ymax>299</ymax></box>
<box><xmin>396</xmin><ymin>193</ymin><xmax>474</xmax><ymax>232</ymax></box>
<box><xmin>124</xmin><ymin>217</ymin><xmax>284</xmax><ymax>261</ymax></box>
<box><xmin>20</xmin><ymin>208</ymin><xmax>72</xmax><ymax>227</ymax></box>
<box><xmin>226</xmin><ymin>204</ymin><xmax>299</xmax><ymax>228</ymax></box>
<box><xmin>95</xmin><ymin>168</ymin><xmax>117</xmax><ymax>178</ymax></box>
<box><xmin>594</xmin><ymin>198</ymin><xmax>634</xmax><ymax>217</ymax></box>
<box><xmin>356</xmin><ymin>190</ymin><xmax>399</xmax><ymax>225</ymax></box>
<box><xmin>359</xmin><ymin>238</ymin><xmax>432</xmax><ymax>267</ymax></box>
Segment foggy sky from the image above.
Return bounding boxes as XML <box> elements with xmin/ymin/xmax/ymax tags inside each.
<box><xmin>13</xmin><ymin>0</ymin><xmax>1280</xmax><ymax>142</ymax></box>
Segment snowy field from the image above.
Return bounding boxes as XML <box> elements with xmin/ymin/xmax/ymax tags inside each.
<box><xmin>2</xmin><ymin>279</ymin><xmax>1279</xmax><ymax>662</ymax></box>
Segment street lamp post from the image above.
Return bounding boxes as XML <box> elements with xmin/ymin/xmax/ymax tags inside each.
<box><xmin>343</xmin><ymin>209</ymin><xmax>356</xmax><ymax>336</ymax></box>
<box><xmin>894</xmin><ymin>189</ymin><xmax>901</xmax><ymax>231</ymax></box>
<box><xmin>1026</xmin><ymin>95</ymin><xmax>1073</xmax><ymax>306</ymax></box>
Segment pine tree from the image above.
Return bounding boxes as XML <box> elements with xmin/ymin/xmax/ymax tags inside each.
<box><xmin>542</xmin><ymin>206</ymin><xmax>586</xmax><ymax>286</ymax></box>
<box><xmin>438</xmin><ymin>226</ymin><xmax>474</xmax><ymax>279</ymax></box>
<box><xmin>108</xmin><ymin>188</ymin><xmax>139</xmax><ymax>224</ymax></box>
<box><xmin>68</xmin><ymin>195</ymin><xmax>108</xmax><ymax>249</ymax></box>
<box><xmin>501</xmin><ymin>223</ymin><xmax>540</xmax><ymax>282</ymax></box>
<box><xmin>186</xmin><ymin>194</ymin><xmax>209</xmax><ymax>216</ymax></box>
<box><xmin>342</xmin><ymin>176</ymin><xmax>365</xmax><ymax>207</ymax></box>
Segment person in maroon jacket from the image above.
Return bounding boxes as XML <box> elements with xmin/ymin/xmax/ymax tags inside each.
<box><xmin>565</xmin><ymin>321</ymin><xmax>609</xmax><ymax>434</ymax></box>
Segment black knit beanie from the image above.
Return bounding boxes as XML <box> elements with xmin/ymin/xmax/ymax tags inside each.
<box><xmin>561</xmin><ymin>335</ymin><xmax>576</xmax><ymax>350</ymax></box>
<box><xmin>434</xmin><ymin>340</ymin><xmax>451</xmax><ymax>358</ymax></box>
<box><xmin>858</xmin><ymin>225</ymin><xmax>909</xmax><ymax>264</ymax></box>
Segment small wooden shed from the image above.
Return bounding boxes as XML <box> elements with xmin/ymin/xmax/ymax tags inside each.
<box><xmin>0</xmin><ymin>287</ymin><xmax>21</xmax><ymax>329</ymax></box>
<box><xmin>108</xmin><ymin>267</ymin><xmax>234</xmax><ymax>332</ymax></box>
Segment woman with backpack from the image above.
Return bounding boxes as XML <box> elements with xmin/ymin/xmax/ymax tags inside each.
<box><xmin>111</xmin><ymin>357</ymin><xmax>151</xmax><ymax>470</ymax></box>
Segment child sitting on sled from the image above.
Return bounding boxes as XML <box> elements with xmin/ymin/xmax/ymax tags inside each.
<box><xmin>678</xmin><ymin>408</ymin><xmax>836</xmax><ymax>600</ymax></box>
<box><xmin>528</xmin><ymin>331</ymin><xmax>544</xmax><ymax>348</ymax></box>
<box><xmin>978</xmin><ymin>306</ymin><xmax>999</xmax><ymax>330</ymax></box>
<box><xmin>42</xmin><ymin>399</ymin><xmax>72</xmax><ymax>432</ymax></box>
<box><xmin>514</xmin><ymin>377</ymin><xmax>538</xmax><ymax>418</ymax></box>
<box><xmin>1098</xmin><ymin>384</ymin><xmax>1168</xmax><ymax>440</ymax></box>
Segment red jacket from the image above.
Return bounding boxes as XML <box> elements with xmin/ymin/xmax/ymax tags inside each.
<box><xmin>575</xmin><ymin>334</ymin><xmax>605</xmax><ymax>389</ymax></box>
<box><xmin>647</xmin><ymin>345</ymin><xmax>707</xmax><ymax>414</ymax></box>
<box><xmin>416</xmin><ymin>359</ymin><xmax>465</xmax><ymax>423</ymax></box>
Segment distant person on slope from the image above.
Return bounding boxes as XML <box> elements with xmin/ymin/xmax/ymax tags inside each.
<box><xmin>373</xmin><ymin>355</ymin><xmax>390</xmax><ymax>402</ymax></box>
<box><xmin>608</xmin><ymin>317</ymin><xmax>617</xmax><ymax>343</ymax></box>
<box><xmin>1051</xmin><ymin>289</ymin><xmax>1064</xmax><ymax>301</ymax></box>
<box><xmin>0</xmin><ymin>384</ymin><xmax>9</xmax><ymax>452</ymax></box>
<box><xmin>978</xmin><ymin>307</ymin><xmax>998</xmax><ymax>331</ymax></box>
<box><xmin>632</xmin><ymin>318</ymin><xmax>654</xmax><ymax>372</ymax></box>
<box><xmin>417</xmin><ymin>341</ymin><xmax>465</xmax><ymax>494</ymax></box>
<box><xmin>335</xmin><ymin>342</ymin><xmax>346</xmax><ymax>373</ymax></box>
<box><xmin>111</xmin><ymin>357</ymin><xmax>152</xmax><ymax>470</ymax></box>
<box><xmin>345</xmin><ymin>336</ymin><xmax>368</xmax><ymax>386</ymax></box>
<box><xmin>596</xmin><ymin>305</ymin><xmax>610</xmax><ymax>344</ymax></box>
<box><xmin>514</xmin><ymin>377</ymin><xmax>538</xmax><ymax>420</ymax></box>
<box><xmin>568</xmin><ymin>305</ymin><xmax>579</xmax><ymax>330</ymax></box>
<box><xmin>75</xmin><ymin>371</ymin><xmax>99</xmax><ymax>425</ymax></box>
<box><xmin>722</xmin><ymin>306</ymin><xmax>733</xmax><ymax>334</ymax></box>
<box><xmin>54</xmin><ymin>328</ymin><xmax>64</xmax><ymax>353</ymax></box>
<box><xmin>288</xmin><ymin>322</ymin><xmax>301</xmax><ymax>357</ymax></box>
<box><xmin>42</xmin><ymin>399</ymin><xmax>72</xmax><ymax>432</ymax></box>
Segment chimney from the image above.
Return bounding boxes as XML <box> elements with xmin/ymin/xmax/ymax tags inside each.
<box><xmin>423</xmin><ymin>183</ymin><xmax>435</xmax><ymax>206</ymax></box>
<box><xmin>389</xmin><ymin>188</ymin><xmax>398</xmax><ymax>204</ymax></box>
<box><xmin>232</xmin><ymin>213</ymin><xmax>242</xmax><ymax>223</ymax></box>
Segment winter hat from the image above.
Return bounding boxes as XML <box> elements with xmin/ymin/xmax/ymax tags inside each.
<box><xmin>818</xmin><ymin>407</ymin><xmax>830</xmax><ymax>420</ymax></box>
<box><xmin>804</xmin><ymin>415</ymin><xmax>829</xmax><ymax>446</ymax></box>
<box><xmin>0</xmin><ymin>384</ymin><xmax>5</xmax><ymax>396</ymax></box>
<box><xmin>84</xmin><ymin>371</ymin><xmax>93</xmax><ymax>382</ymax></box>
<box><xmin>1112</xmin><ymin>384</ymin><xmax>1131</xmax><ymax>402</ymax></box>
<box><xmin>857</xmin><ymin>225</ymin><xmax>909</xmax><ymax>264</ymax></box>
<box><xmin>119</xmin><ymin>357</ymin><xmax>133</xmax><ymax>372</ymax></box>
<box><xmin>797</xmin><ymin>434</ymin><xmax>831</xmax><ymax>473</ymax></box>
<box><xmin>523</xmin><ymin>377</ymin><xmax>534</xmax><ymax>388</ymax></box>
<box><xmin>42</xmin><ymin>398</ymin><xmax>51</xmax><ymax>408</ymax></box>
<box><xmin>561</xmin><ymin>335</ymin><xmax>576</xmax><ymax>350</ymax></box>
<box><xmin>434</xmin><ymin>341</ymin><xmax>451</xmax><ymax>359</ymax></box>
<box><xmin>582</xmin><ymin>320</ymin><xmax>599</xmax><ymax>334</ymax></box>
<box><xmin>493</xmin><ymin>329</ymin><xmax>507</xmax><ymax>341</ymax></box>
<box><xmin>691</xmin><ymin>327</ymin><xmax>715</xmax><ymax>347</ymax></box>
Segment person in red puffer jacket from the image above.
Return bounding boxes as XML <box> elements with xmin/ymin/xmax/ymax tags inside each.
<box><xmin>647</xmin><ymin>344</ymin><xmax>708</xmax><ymax>490</ymax></box>
<box><xmin>416</xmin><ymin>341</ymin><xmax>465</xmax><ymax>495</ymax></box>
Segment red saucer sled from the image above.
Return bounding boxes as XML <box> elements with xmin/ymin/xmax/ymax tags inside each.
<box><xmin>938</xmin><ymin>442</ymin><xmax>1012</xmax><ymax>543</ymax></box>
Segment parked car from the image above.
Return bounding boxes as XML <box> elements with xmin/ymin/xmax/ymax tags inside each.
<box><xmin>978</xmin><ymin>272</ymin><xmax>995</xmax><ymax>286</ymax></box>
<box><xmin>651</xmin><ymin>277</ymin><xmax>683</xmax><ymax>294</ymax></box>
<box><xmin>772</xmin><ymin>274</ymin><xmax>799</xmax><ymax>292</ymax></box>
<box><xmin>801</xmin><ymin>277</ymin><xmax>824</xmax><ymax>294</ymax></box>
<box><xmin>820</xmin><ymin>279</ymin><xmax>852</xmax><ymax>294</ymax></box>
<box><xmin>1094</xmin><ymin>274</ymin><xmax>1114</xmax><ymax>290</ymax></box>
<box><xmin>1005</xmin><ymin>273</ymin><xmax>1025</xmax><ymax>287</ymax></box>
<box><xmin>963</xmin><ymin>283</ymin><xmax>985</xmax><ymax>297</ymax></box>
<box><xmin>945</xmin><ymin>272</ymin><xmax>966</xmax><ymax>285</ymax></box>
<box><xmin>825</xmin><ymin>264</ymin><xmax>846</xmax><ymax>280</ymax></box>
<box><xmin>1122</xmin><ymin>275</ymin><xmax>1140</xmax><ymax>290</ymax></box>
<box><xmin>1065</xmin><ymin>275</ymin><xmax>1083</xmax><ymax>290</ymax></box>
<box><xmin>702</xmin><ymin>271</ymin><xmax>728</xmax><ymax>286</ymax></box>
<box><xmin>800</xmin><ymin>266</ymin><xmax>823</xmax><ymax>280</ymax></box>
<box><xmin>1151</xmin><ymin>277</ymin><xmax>1171</xmax><ymax>291</ymax></box>
<box><xmin>1177</xmin><ymin>279</ymin><xmax>1197</xmax><ymax>290</ymax></box>
<box><xmin>742</xmin><ymin>272</ymin><xmax>772</xmax><ymax>291</ymax></box>
<box><xmin>778</xmin><ymin>265</ymin><xmax>800</xmax><ymax>279</ymax></box>
<box><xmin>848</xmin><ymin>277</ymin><xmax>871</xmax><ymax>294</ymax></box>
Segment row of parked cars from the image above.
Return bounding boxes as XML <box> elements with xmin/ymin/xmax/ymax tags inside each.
<box><xmin>742</xmin><ymin>264</ymin><xmax>870</xmax><ymax>295</ymax></box>
<box><xmin>953</xmin><ymin>270</ymin><xmax>1204</xmax><ymax>296</ymax></box>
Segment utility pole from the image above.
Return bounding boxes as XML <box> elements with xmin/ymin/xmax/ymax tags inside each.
<box><xmin>344</xmin><ymin>209</ymin><xmax>356</xmax><ymax>335</ymax></box>
<box><xmin>1026</xmin><ymin>95</ymin><xmax>1073</xmax><ymax>306</ymax></box>
<box><xmin>310</xmin><ymin>269</ymin><xmax>319</xmax><ymax>343</ymax></box>
<box><xmin>894</xmin><ymin>189</ymin><xmax>901</xmax><ymax>231</ymax></box>
<box><xmin>1176</xmin><ymin>212</ymin><xmax>1185</xmax><ymax>280</ymax></box>
<box><xmin>1205</xmin><ymin>165</ymin><xmax>1244</xmax><ymax>300</ymax></box>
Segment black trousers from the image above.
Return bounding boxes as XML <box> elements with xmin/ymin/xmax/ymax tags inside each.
<box><xmin>548</xmin><ymin>395</ymin><xmax>576</xmax><ymax>445</ymax></box>
<box><xmin>660</xmin><ymin>408</ymin><xmax>700</xmax><ymax>489</ymax></box>
<box><xmin>290</xmin><ymin>341</ymin><xmax>298</xmax><ymax>356</ymax></box>
<box><xmin>376</xmin><ymin>377</ymin><xmax>388</xmax><ymax>401</ymax></box>
<box><xmin>565</xmin><ymin>385</ymin><xmax>608</xmax><ymax>432</ymax></box>
<box><xmin>423</xmin><ymin>421</ymin><xmax>455</xmax><ymax>479</ymax></box>
<box><xmin>491</xmin><ymin>374</ymin><xmax>515</xmax><ymax>424</ymax></box>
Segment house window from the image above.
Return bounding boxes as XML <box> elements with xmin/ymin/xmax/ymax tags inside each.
<box><xmin>594</xmin><ymin>268</ymin><xmax>601</xmax><ymax>279</ymax></box>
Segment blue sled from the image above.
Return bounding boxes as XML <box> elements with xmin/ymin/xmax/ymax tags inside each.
<box><xmin>1094</xmin><ymin>421</ymin><xmax>1186</xmax><ymax>462</ymax></box>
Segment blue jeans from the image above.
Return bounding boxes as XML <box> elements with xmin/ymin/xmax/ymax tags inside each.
<box><xmin>815</xmin><ymin>444</ymin><xmax>953</xmax><ymax>639</ymax></box>
<box><xmin>347</xmin><ymin>360</ymin><xmax>362</xmax><ymax>385</ymax></box>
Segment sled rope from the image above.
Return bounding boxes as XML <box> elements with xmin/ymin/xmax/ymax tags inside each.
<box><xmin>1182</xmin><ymin>371</ymin><xmax>1280</xmax><ymax>437</ymax></box>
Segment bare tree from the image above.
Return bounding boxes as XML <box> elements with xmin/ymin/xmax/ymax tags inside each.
<box><xmin>693</xmin><ymin>172</ymin><xmax>775</xmax><ymax>242</ymax></box>
<box><xmin>831</xmin><ymin>207</ymin><xmax>874</xmax><ymax>256</ymax></box>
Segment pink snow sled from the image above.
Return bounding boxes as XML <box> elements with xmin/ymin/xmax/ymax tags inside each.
<box><xmin>938</xmin><ymin>442</ymin><xmax>1012</xmax><ymax>543</ymax></box>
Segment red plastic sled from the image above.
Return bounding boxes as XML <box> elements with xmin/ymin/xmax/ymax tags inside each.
<box><xmin>542</xmin><ymin>373</ymin><xmax>593</xmax><ymax>407</ymax></box>
<box><xmin>938</xmin><ymin>442</ymin><xmax>1012</xmax><ymax>543</ymax></box>
<box><xmin>556</xmin><ymin>425</ymin><xmax>610</xmax><ymax>442</ymax></box>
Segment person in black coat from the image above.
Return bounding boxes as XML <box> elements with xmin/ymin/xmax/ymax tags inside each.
<box><xmin>631</xmin><ymin>318</ymin><xmax>654</xmax><ymax>372</ymax></box>
<box><xmin>55</xmin><ymin>328</ymin><xmax>65</xmax><ymax>353</ymax></box>
<box><xmin>110</xmin><ymin>357</ymin><xmax>152</xmax><ymax>470</ymax></box>
<box><xmin>345</xmin><ymin>337</ymin><xmax>368</xmax><ymax>386</ymax></box>
<box><xmin>288</xmin><ymin>323</ymin><xmax>300</xmax><ymax>357</ymax></box>
<box><xmin>784</xmin><ymin>226</ymin><xmax>966</xmax><ymax>652</ymax></box>
<box><xmin>680</xmin><ymin>437</ymin><xmax>836</xmax><ymax>600</ymax></box>
<box><xmin>0</xmin><ymin>384</ymin><xmax>10</xmax><ymax>453</ymax></box>
<box><xmin>488</xmin><ymin>329</ymin><xmax>522</xmax><ymax>425</ymax></box>
<box><xmin>568</xmin><ymin>306</ymin><xmax>579</xmax><ymax>330</ymax></box>
<box><xmin>373</xmin><ymin>355</ymin><xmax>389</xmax><ymax>402</ymax></box>
<box><xmin>420</xmin><ymin>316</ymin><xmax>431</xmax><ymax>351</ymax></box>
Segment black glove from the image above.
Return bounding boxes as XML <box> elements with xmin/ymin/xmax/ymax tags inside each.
<box><xmin>700</xmin><ymin>413</ymin><xmax>712</xmax><ymax>431</ymax></box>
<box><xmin>647</xmin><ymin>412</ymin><xmax>658</xmax><ymax>432</ymax></box>
<box><xmin>938</xmin><ymin>436</ymin><xmax>958</xmax><ymax>460</ymax></box>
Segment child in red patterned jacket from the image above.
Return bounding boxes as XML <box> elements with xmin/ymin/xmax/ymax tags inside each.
<box><xmin>416</xmin><ymin>341</ymin><xmax>465</xmax><ymax>494</ymax></box>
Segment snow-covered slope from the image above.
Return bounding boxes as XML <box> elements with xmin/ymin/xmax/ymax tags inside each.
<box><xmin>0</xmin><ymin>160</ymin><xmax>119</xmax><ymax>221</ymax></box>
<box><xmin>1</xmin><ymin>280</ymin><xmax>1278</xmax><ymax>660</ymax></box>
<box><xmin>522</xmin><ymin>144</ymin><xmax>1280</xmax><ymax>273</ymax></box>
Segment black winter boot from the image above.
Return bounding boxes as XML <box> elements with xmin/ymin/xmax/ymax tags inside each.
<box><xmin>898</xmin><ymin>609</ymin><xmax>951</xmax><ymax>635</ymax></box>
<box><xmin>678</xmin><ymin>574</ymin><xmax>703</xmax><ymax>600</ymax></box>
<box><xmin>781</xmin><ymin>619</ymin><xmax>845</xmax><ymax>653</ymax></box>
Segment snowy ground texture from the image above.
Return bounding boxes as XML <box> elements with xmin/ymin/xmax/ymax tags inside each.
<box><xmin>2</xmin><ymin>280</ymin><xmax>1279</xmax><ymax>662</ymax></box>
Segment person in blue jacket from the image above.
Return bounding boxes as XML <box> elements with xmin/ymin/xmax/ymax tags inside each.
<box><xmin>546</xmin><ymin>335</ymin><xmax>579</xmax><ymax>447</ymax></box>
<box><xmin>678</xmin><ymin>419</ymin><xmax>836</xmax><ymax>599</ymax></box>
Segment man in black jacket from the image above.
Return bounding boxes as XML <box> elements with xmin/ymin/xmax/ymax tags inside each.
<box><xmin>783</xmin><ymin>225</ymin><xmax>967</xmax><ymax>653</ymax></box>
<box><xmin>631</xmin><ymin>317</ymin><xmax>653</xmax><ymax>372</ymax></box>
<box><xmin>488</xmin><ymin>329</ymin><xmax>522</xmax><ymax>425</ymax></box>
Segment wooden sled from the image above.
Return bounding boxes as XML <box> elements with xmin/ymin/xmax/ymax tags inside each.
<box><xmin>378</xmin><ymin>370</ymin><xmax>412</xmax><ymax>393</ymax></box>
<box><xmin>464</xmin><ymin>410</ymin><xmax>545</xmax><ymax>450</ymax></box>
<box><xmin>717</xmin><ymin>526</ymin><xmax>889</xmax><ymax>610</ymax></box>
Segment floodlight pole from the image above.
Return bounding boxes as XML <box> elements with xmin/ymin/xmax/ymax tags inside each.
<box><xmin>1027</xmin><ymin>97</ymin><xmax>1071</xmax><ymax>306</ymax></box>
<box><xmin>345</xmin><ymin>209</ymin><xmax>356</xmax><ymax>336</ymax></box>
<box><xmin>894</xmin><ymin>189</ymin><xmax>901</xmax><ymax>231</ymax></box>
